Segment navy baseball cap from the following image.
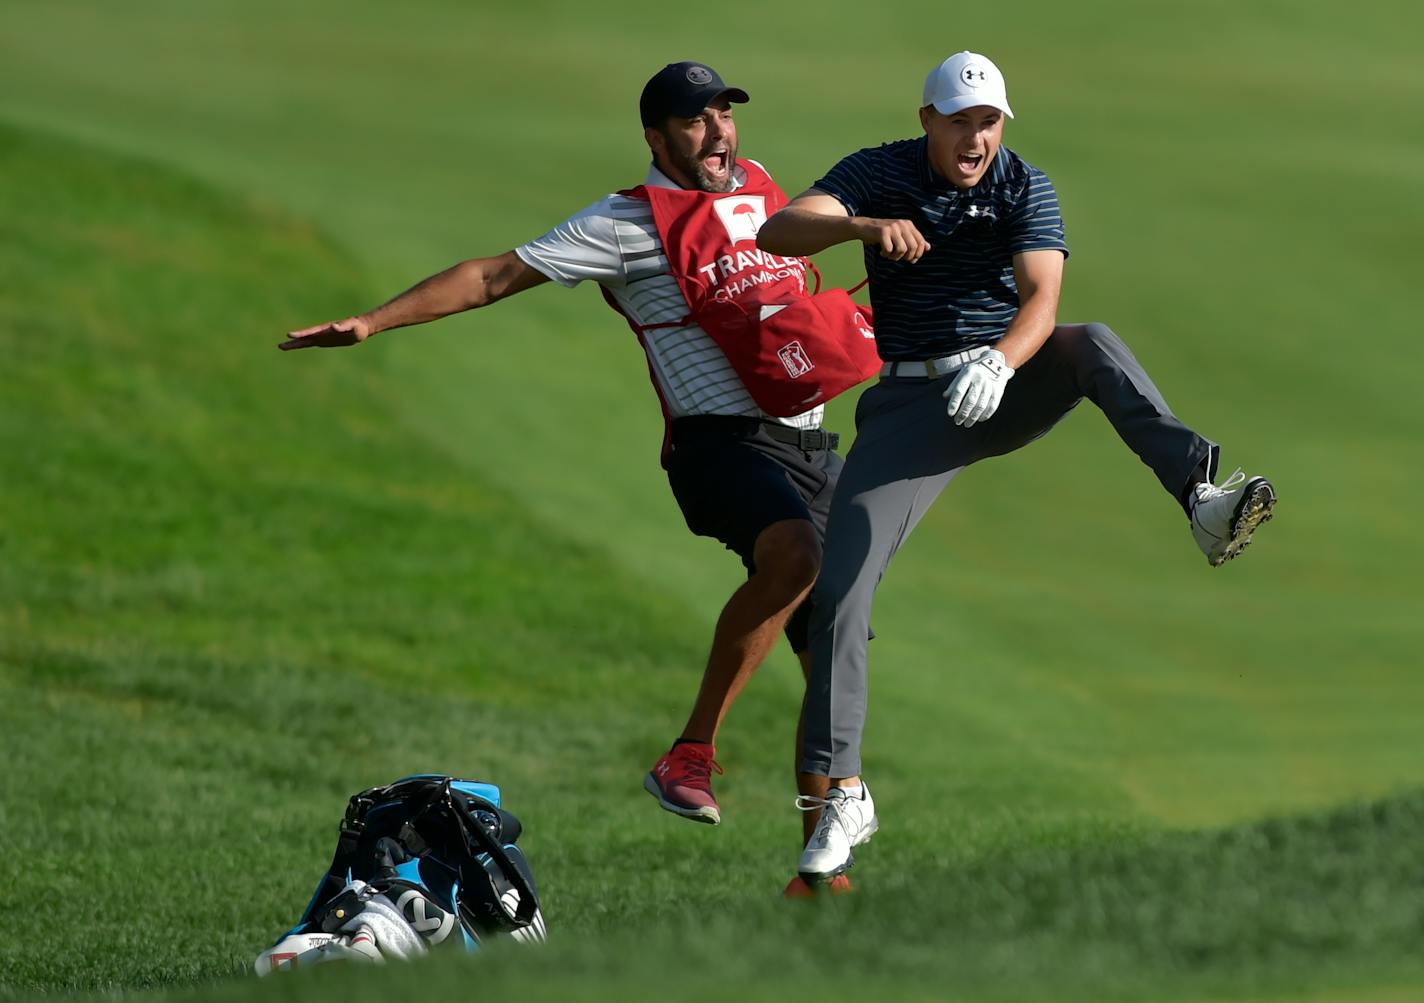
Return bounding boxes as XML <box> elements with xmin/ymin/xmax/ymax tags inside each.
<box><xmin>639</xmin><ymin>62</ymin><xmax>749</xmax><ymax>127</ymax></box>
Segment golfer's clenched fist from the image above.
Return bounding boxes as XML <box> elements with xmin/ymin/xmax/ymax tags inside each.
<box><xmin>755</xmin><ymin>191</ymin><xmax>931</xmax><ymax>263</ymax></box>
<box><xmin>853</xmin><ymin>217</ymin><xmax>930</xmax><ymax>262</ymax></box>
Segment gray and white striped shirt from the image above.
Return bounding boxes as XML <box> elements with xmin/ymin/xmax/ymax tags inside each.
<box><xmin>515</xmin><ymin>161</ymin><xmax>823</xmax><ymax>429</ymax></box>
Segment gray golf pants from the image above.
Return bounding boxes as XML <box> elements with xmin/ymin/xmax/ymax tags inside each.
<box><xmin>799</xmin><ymin>322</ymin><xmax>1218</xmax><ymax>778</ymax></box>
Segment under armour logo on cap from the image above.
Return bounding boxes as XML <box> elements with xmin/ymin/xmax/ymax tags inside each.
<box><xmin>686</xmin><ymin>65</ymin><xmax>714</xmax><ymax>85</ymax></box>
<box><xmin>960</xmin><ymin>66</ymin><xmax>988</xmax><ymax>85</ymax></box>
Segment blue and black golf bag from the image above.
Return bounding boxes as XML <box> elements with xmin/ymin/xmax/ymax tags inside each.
<box><xmin>256</xmin><ymin>775</ymin><xmax>545</xmax><ymax>973</ymax></box>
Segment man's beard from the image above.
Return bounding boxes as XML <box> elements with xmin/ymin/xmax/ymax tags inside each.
<box><xmin>668</xmin><ymin>143</ymin><xmax>738</xmax><ymax>193</ymax></box>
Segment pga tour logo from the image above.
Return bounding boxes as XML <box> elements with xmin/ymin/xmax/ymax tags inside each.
<box><xmin>713</xmin><ymin>195</ymin><xmax>767</xmax><ymax>244</ymax></box>
<box><xmin>778</xmin><ymin>341</ymin><xmax>814</xmax><ymax>379</ymax></box>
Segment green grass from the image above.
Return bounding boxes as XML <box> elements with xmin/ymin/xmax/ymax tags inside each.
<box><xmin>2</xmin><ymin>1</ymin><xmax>1423</xmax><ymax>1000</ymax></box>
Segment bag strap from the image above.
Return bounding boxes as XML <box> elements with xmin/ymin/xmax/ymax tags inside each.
<box><xmin>442</xmin><ymin>779</ymin><xmax>540</xmax><ymax>929</ymax></box>
<box><xmin>300</xmin><ymin>780</ymin><xmax>413</xmax><ymax>925</ymax></box>
<box><xmin>808</xmin><ymin>260</ymin><xmax>823</xmax><ymax>295</ymax></box>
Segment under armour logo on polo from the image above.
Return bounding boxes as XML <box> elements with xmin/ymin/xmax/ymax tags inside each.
<box><xmin>966</xmin><ymin>205</ymin><xmax>996</xmax><ymax>220</ymax></box>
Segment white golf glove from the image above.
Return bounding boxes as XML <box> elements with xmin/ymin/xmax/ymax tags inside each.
<box><xmin>942</xmin><ymin>349</ymin><xmax>1014</xmax><ymax>427</ymax></box>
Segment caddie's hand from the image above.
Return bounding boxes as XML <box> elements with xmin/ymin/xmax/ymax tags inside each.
<box><xmin>942</xmin><ymin>349</ymin><xmax>1014</xmax><ymax>428</ymax></box>
<box><xmin>855</xmin><ymin>218</ymin><xmax>930</xmax><ymax>263</ymax></box>
<box><xmin>278</xmin><ymin>316</ymin><xmax>372</xmax><ymax>351</ymax></box>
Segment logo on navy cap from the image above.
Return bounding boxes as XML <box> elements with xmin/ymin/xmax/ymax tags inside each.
<box><xmin>687</xmin><ymin>65</ymin><xmax>714</xmax><ymax>85</ymax></box>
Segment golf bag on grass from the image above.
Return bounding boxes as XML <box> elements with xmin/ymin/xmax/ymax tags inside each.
<box><xmin>255</xmin><ymin>775</ymin><xmax>545</xmax><ymax>975</ymax></box>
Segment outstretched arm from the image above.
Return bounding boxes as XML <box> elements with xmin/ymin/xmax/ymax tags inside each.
<box><xmin>756</xmin><ymin>190</ymin><xmax>930</xmax><ymax>263</ymax></box>
<box><xmin>279</xmin><ymin>250</ymin><xmax>550</xmax><ymax>350</ymax></box>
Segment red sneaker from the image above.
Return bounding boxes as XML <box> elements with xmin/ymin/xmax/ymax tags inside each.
<box><xmin>783</xmin><ymin>874</ymin><xmax>853</xmax><ymax>899</ymax></box>
<box><xmin>644</xmin><ymin>742</ymin><xmax>723</xmax><ymax>824</ymax></box>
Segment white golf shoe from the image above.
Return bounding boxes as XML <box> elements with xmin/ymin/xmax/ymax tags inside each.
<box><xmin>1189</xmin><ymin>468</ymin><xmax>1276</xmax><ymax>566</ymax></box>
<box><xmin>796</xmin><ymin>783</ymin><xmax>878</xmax><ymax>883</ymax></box>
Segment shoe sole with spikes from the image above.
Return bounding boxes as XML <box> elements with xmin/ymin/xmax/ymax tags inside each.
<box><xmin>1215</xmin><ymin>477</ymin><xmax>1276</xmax><ymax>566</ymax></box>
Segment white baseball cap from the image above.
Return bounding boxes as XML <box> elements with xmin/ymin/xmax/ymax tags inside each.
<box><xmin>922</xmin><ymin>51</ymin><xmax>1014</xmax><ymax>118</ymax></box>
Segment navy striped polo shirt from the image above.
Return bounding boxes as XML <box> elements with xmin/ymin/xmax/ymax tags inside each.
<box><xmin>812</xmin><ymin>138</ymin><xmax>1068</xmax><ymax>360</ymax></box>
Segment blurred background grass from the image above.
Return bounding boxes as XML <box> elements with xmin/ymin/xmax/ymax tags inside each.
<box><xmin>2</xmin><ymin>1</ymin><xmax>1422</xmax><ymax>1000</ymax></box>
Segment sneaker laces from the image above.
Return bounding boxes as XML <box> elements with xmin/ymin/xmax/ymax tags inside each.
<box><xmin>673</xmin><ymin>746</ymin><xmax>724</xmax><ymax>782</ymax></box>
<box><xmin>795</xmin><ymin>795</ymin><xmax>843</xmax><ymax>849</ymax></box>
<box><xmin>1195</xmin><ymin>467</ymin><xmax>1246</xmax><ymax>505</ymax></box>
<box><xmin>795</xmin><ymin>791</ymin><xmax>861</xmax><ymax>848</ymax></box>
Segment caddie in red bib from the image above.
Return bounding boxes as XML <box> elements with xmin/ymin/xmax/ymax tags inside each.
<box><xmin>280</xmin><ymin>60</ymin><xmax>877</xmax><ymax>898</ymax></box>
<box><xmin>611</xmin><ymin>160</ymin><xmax>880</xmax><ymax>421</ymax></box>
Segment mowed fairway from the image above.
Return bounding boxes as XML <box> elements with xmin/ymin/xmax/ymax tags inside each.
<box><xmin>2</xmin><ymin>2</ymin><xmax>1423</xmax><ymax>1001</ymax></box>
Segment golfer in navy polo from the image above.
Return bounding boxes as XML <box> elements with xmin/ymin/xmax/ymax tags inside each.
<box><xmin>757</xmin><ymin>51</ymin><xmax>1278</xmax><ymax>883</ymax></box>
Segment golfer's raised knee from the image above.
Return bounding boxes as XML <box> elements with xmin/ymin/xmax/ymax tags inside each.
<box><xmin>1046</xmin><ymin>322</ymin><xmax>1124</xmax><ymax>369</ymax></box>
<box><xmin>1082</xmin><ymin>321</ymin><xmax>1123</xmax><ymax>353</ymax></box>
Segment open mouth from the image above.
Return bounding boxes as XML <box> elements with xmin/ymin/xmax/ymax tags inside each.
<box><xmin>956</xmin><ymin>152</ymin><xmax>984</xmax><ymax>173</ymax></box>
<box><xmin>702</xmin><ymin>149</ymin><xmax>730</xmax><ymax>174</ymax></box>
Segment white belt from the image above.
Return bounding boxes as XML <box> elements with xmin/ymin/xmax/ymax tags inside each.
<box><xmin>879</xmin><ymin>346</ymin><xmax>991</xmax><ymax>378</ymax></box>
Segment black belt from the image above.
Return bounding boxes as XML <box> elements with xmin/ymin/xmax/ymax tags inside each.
<box><xmin>670</xmin><ymin>415</ymin><xmax>840</xmax><ymax>452</ymax></box>
<box><xmin>764</xmin><ymin>423</ymin><xmax>840</xmax><ymax>452</ymax></box>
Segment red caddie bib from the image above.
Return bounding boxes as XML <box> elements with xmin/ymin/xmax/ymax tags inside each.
<box><xmin>601</xmin><ymin>160</ymin><xmax>881</xmax><ymax>425</ymax></box>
